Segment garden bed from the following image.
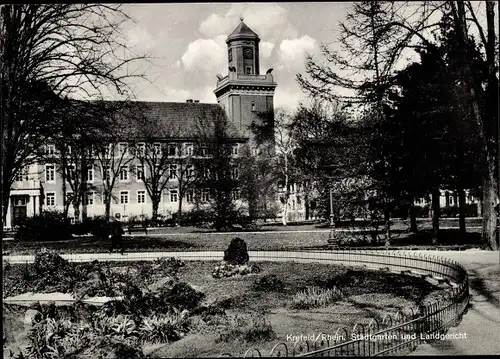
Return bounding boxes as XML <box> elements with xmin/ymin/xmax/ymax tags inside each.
<box><xmin>3</xmin><ymin>250</ymin><xmax>448</xmax><ymax>358</ymax></box>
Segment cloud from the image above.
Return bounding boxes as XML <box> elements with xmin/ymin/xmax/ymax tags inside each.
<box><xmin>260</xmin><ymin>41</ymin><xmax>275</xmax><ymax>58</ymax></box>
<box><xmin>162</xmin><ymin>86</ymin><xmax>191</xmax><ymax>102</ymax></box>
<box><xmin>197</xmin><ymin>86</ymin><xmax>218</xmax><ymax>104</ymax></box>
<box><xmin>274</xmin><ymin>86</ymin><xmax>307</xmax><ymax>110</ymax></box>
<box><xmin>199</xmin><ymin>4</ymin><xmax>291</xmax><ymax>41</ymax></box>
<box><xmin>126</xmin><ymin>27</ymin><xmax>156</xmax><ymax>50</ymax></box>
<box><xmin>199</xmin><ymin>13</ymin><xmax>233</xmax><ymax>38</ymax></box>
<box><xmin>180</xmin><ymin>35</ymin><xmax>226</xmax><ymax>72</ymax></box>
<box><xmin>277</xmin><ymin>35</ymin><xmax>318</xmax><ymax>70</ymax></box>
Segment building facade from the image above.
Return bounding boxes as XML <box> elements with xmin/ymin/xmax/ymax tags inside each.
<box><xmin>3</xmin><ymin>20</ymin><xmax>277</xmax><ymax>229</ymax></box>
<box><xmin>214</xmin><ymin>18</ymin><xmax>277</xmax><ymax>136</ymax></box>
<box><xmin>4</xmin><ymin>102</ymin><xmax>247</xmax><ymax>229</ymax></box>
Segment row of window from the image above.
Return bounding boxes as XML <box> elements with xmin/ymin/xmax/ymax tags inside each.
<box><xmin>44</xmin><ymin>189</ymin><xmax>240</xmax><ymax>206</ymax></box>
<box><xmin>40</xmin><ymin>164</ymin><xmax>238</xmax><ymax>184</ymax></box>
<box><xmin>45</xmin><ymin>143</ymin><xmax>240</xmax><ymax>157</ymax></box>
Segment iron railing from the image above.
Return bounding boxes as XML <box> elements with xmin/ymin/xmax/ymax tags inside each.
<box><xmin>3</xmin><ymin>250</ymin><xmax>470</xmax><ymax>357</ymax></box>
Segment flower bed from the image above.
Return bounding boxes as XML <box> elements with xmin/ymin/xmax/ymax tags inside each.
<box><xmin>3</xmin><ymin>249</ymin><xmax>450</xmax><ymax>358</ymax></box>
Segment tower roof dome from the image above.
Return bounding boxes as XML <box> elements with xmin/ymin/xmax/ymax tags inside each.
<box><xmin>226</xmin><ymin>18</ymin><xmax>260</xmax><ymax>43</ymax></box>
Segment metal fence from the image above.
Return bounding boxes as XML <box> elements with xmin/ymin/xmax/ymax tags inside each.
<box><xmin>216</xmin><ymin>250</ymin><xmax>469</xmax><ymax>357</ymax></box>
<box><xmin>4</xmin><ymin>250</ymin><xmax>470</xmax><ymax>357</ymax></box>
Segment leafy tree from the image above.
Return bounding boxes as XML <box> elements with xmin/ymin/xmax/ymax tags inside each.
<box><xmin>363</xmin><ymin>0</ymin><xmax>498</xmax><ymax>248</ymax></box>
<box><xmin>297</xmin><ymin>1</ymin><xmax>409</xmax><ymax>244</ymax></box>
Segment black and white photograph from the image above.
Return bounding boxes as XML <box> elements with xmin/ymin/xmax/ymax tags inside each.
<box><xmin>1</xmin><ymin>2</ymin><xmax>499</xmax><ymax>357</ymax></box>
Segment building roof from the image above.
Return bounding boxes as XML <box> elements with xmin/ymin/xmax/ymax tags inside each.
<box><xmin>119</xmin><ymin>101</ymin><xmax>245</xmax><ymax>141</ymax></box>
<box><xmin>226</xmin><ymin>19</ymin><xmax>260</xmax><ymax>43</ymax></box>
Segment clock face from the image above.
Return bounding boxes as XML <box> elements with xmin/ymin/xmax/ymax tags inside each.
<box><xmin>228</xmin><ymin>49</ymin><xmax>232</xmax><ymax>62</ymax></box>
<box><xmin>243</xmin><ymin>47</ymin><xmax>253</xmax><ymax>59</ymax></box>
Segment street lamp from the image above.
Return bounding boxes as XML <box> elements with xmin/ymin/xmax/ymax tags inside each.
<box><xmin>327</xmin><ymin>186</ymin><xmax>340</xmax><ymax>249</ymax></box>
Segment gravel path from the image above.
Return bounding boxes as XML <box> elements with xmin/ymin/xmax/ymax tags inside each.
<box><xmin>408</xmin><ymin>250</ymin><xmax>500</xmax><ymax>355</ymax></box>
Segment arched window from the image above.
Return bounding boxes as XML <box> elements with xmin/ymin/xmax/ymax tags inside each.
<box><xmin>251</xmin><ymin>101</ymin><xmax>256</xmax><ymax>112</ymax></box>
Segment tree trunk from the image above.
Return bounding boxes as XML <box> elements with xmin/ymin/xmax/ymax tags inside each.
<box><xmin>152</xmin><ymin>200</ymin><xmax>159</xmax><ymax>222</ymax></box>
<box><xmin>457</xmin><ymin>187</ymin><xmax>466</xmax><ymax>238</ymax></box>
<box><xmin>478</xmin><ymin>195</ymin><xmax>482</xmax><ymax>217</ymax></box>
<box><xmin>61</xmin><ymin>154</ymin><xmax>68</xmax><ymax>218</ymax></box>
<box><xmin>384</xmin><ymin>206</ymin><xmax>391</xmax><ymax>247</ymax></box>
<box><xmin>431</xmin><ymin>188</ymin><xmax>440</xmax><ymax>244</ymax></box>
<box><xmin>305</xmin><ymin>193</ymin><xmax>310</xmax><ymax>220</ymax></box>
<box><xmin>282</xmin><ymin>193</ymin><xmax>289</xmax><ymax>226</ymax></box>
<box><xmin>482</xmin><ymin>157</ymin><xmax>498</xmax><ymax>249</ymax></box>
<box><xmin>80</xmin><ymin>152</ymin><xmax>87</xmax><ymax>221</ymax></box>
<box><xmin>177</xmin><ymin>194</ymin><xmax>183</xmax><ymax>226</ymax></box>
<box><xmin>409</xmin><ymin>198</ymin><xmax>418</xmax><ymax>233</ymax></box>
<box><xmin>2</xmin><ymin>180</ymin><xmax>11</xmax><ymax>225</ymax></box>
<box><xmin>282</xmin><ymin>155</ymin><xmax>288</xmax><ymax>226</ymax></box>
<box><xmin>105</xmin><ymin>196</ymin><xmax>111</xmax><ymax>220</ymax></box>
<box><xmin>73</xmin><ymin>202</ymin><xmax>80</xmax><ymax>222</ymax></box>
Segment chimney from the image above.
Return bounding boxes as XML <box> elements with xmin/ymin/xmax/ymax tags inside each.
<box><xmin>194</xmin><ymin>100</ymin><xmax>200</xmax><ymax>103</ymax></box>
<box><xmin>186</xmin><ymin>99</ymin><xmax>193</xmax><ymax>103</ymax></box>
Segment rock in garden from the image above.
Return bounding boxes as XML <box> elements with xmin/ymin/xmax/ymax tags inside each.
<box><xmin>223</xmin><ymin>237</ymin><xmax>249</xmax><ymax>265</ymax></box>
<box><xmin>24</xmin><ymin>309</ymin><xmax>42</xmax><ymax>327</ymax></box>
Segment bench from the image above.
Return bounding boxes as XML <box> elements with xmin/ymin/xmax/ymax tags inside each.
<box><xmin>127</xmin><ymin>224</ymin><xmax>148</xmax><ymax>235</ymax></box>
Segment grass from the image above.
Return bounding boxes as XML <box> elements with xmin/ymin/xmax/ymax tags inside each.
<box><xmin>3</xmin><ymin>227</ymin><xmax>485</xmax><ymax>256</ymax></box>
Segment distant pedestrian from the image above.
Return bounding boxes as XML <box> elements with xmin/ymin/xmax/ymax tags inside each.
<box><xmin>109</xmin><ymin>219</ymin><xmax>125</xmax><ymax>255</ymax></box>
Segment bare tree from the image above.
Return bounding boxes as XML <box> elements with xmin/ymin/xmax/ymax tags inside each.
<box><xmin>193</xmin><ymin>108</ymin><xmax>240</xmax><ymax>231</ymax></box>
<box><xmin>94</xmin><ymin>104</ymin><xmax>137</xmax><ymax>220</ymax></box>
<box><xmin>0</xmin><ymin>4</ymin><xmax>148</xmax><ymax>226</ymax></box>
<box><xmin>132</xmin><ymin>140</ymin><xmax>176</xmax><ymax>222</ymax></box>
<box><xmin>174</xmin><ymin>142</ymin><xmax>197</xmax><ymax>225</ymax></box>
<box><xmin>252</xmin><ymin>108</ymin><xmax>297</xmax><ymax>226</ymax></box>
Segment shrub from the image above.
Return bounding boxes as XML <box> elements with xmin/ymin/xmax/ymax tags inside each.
<box><xmin>152</xmin><ymin>257</ymin><xmax>185</xmax><ymax>278</ymax></box>
<box><xmin>139</xmin><ymin>309</ymin><xmax>190</xmax><ymax>344</ymax></box>
<box><xmin>80</xmin><ymin>216</ymin><xmax>110</xmax><ymax>238</ymax></box>
<box><xmin>162</xmin><ymin>282</ymin><xmax>205</xmax><ymax>310</ymax></box>
<box><xmin>253</xmin><ymin>275</ymin><xmax>284</xmax><ymax>292</ymax></box>
<box><xmin>180</xmin><ymin>208</ymin><xmax>214</xmax><ymax>227</ymax></box>
<box><xmin>195</xmin><ymin>304</ymin><xmax>227</xmax><ymax>323</ymax></box>
<box><xmin>217</xmin><ymin>312</ymin><xmax>276</xmax><ymax>343</ymax></box>
<box><xmin>290</xmin><ymin>286</ymin><xmax>344</xmax><ymax>309</ymax></box>
<box><xmin>20</xmin><ymin>317</ymin><xmax>92</xmax><ymax>359</ymax></box>
<box><xmin>15</xmin><ymin>210</ymin><xmax>72</xmax><ymax>242</ymax></box>
<box><xmin>33</xmin><ymin>248</ymin><xmax>70</xmax><ymax>275</ymax></box>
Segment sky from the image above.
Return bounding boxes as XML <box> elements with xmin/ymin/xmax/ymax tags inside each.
<box><xmin>118</xmin><ymin>2</ymin><xmax>352</xmax><ymax>110</ymax></box>
<box><xmin>116</xmin><ymin>2</ymin><xmax>495</xmax><ymax>111</ymax></box>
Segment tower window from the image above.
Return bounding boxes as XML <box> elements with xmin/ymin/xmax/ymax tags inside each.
<box><xmin>246</xmin><ymin>67</ymin><xmax>252</xmax><ymax>75</ymax></box>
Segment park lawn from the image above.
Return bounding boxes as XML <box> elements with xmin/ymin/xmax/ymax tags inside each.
<box><xmin>3</xmin><ymin>231</ymin><xmax>330</xmax><ymax>255</ymax></box>
<box><xmin>3</xmin><ymin>223</ymin><xmax>484</xmax><ymax>256</ymax></box>
<box><xmin>4</xmin><ymin>259</ymin><xmax>446</xmax><ymax>358</ymax></box>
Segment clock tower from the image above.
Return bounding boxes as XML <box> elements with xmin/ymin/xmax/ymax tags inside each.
<box><xmin>214</xmin><ymin>18</ymin><xmax>277</xmax><ymax>136</ymax></box>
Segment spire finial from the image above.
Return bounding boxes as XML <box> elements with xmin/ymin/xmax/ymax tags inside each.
<box><xmin>240</xmin><ymin>17</ymin><xmax>244</xmax><ymax>22</ymax></box>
